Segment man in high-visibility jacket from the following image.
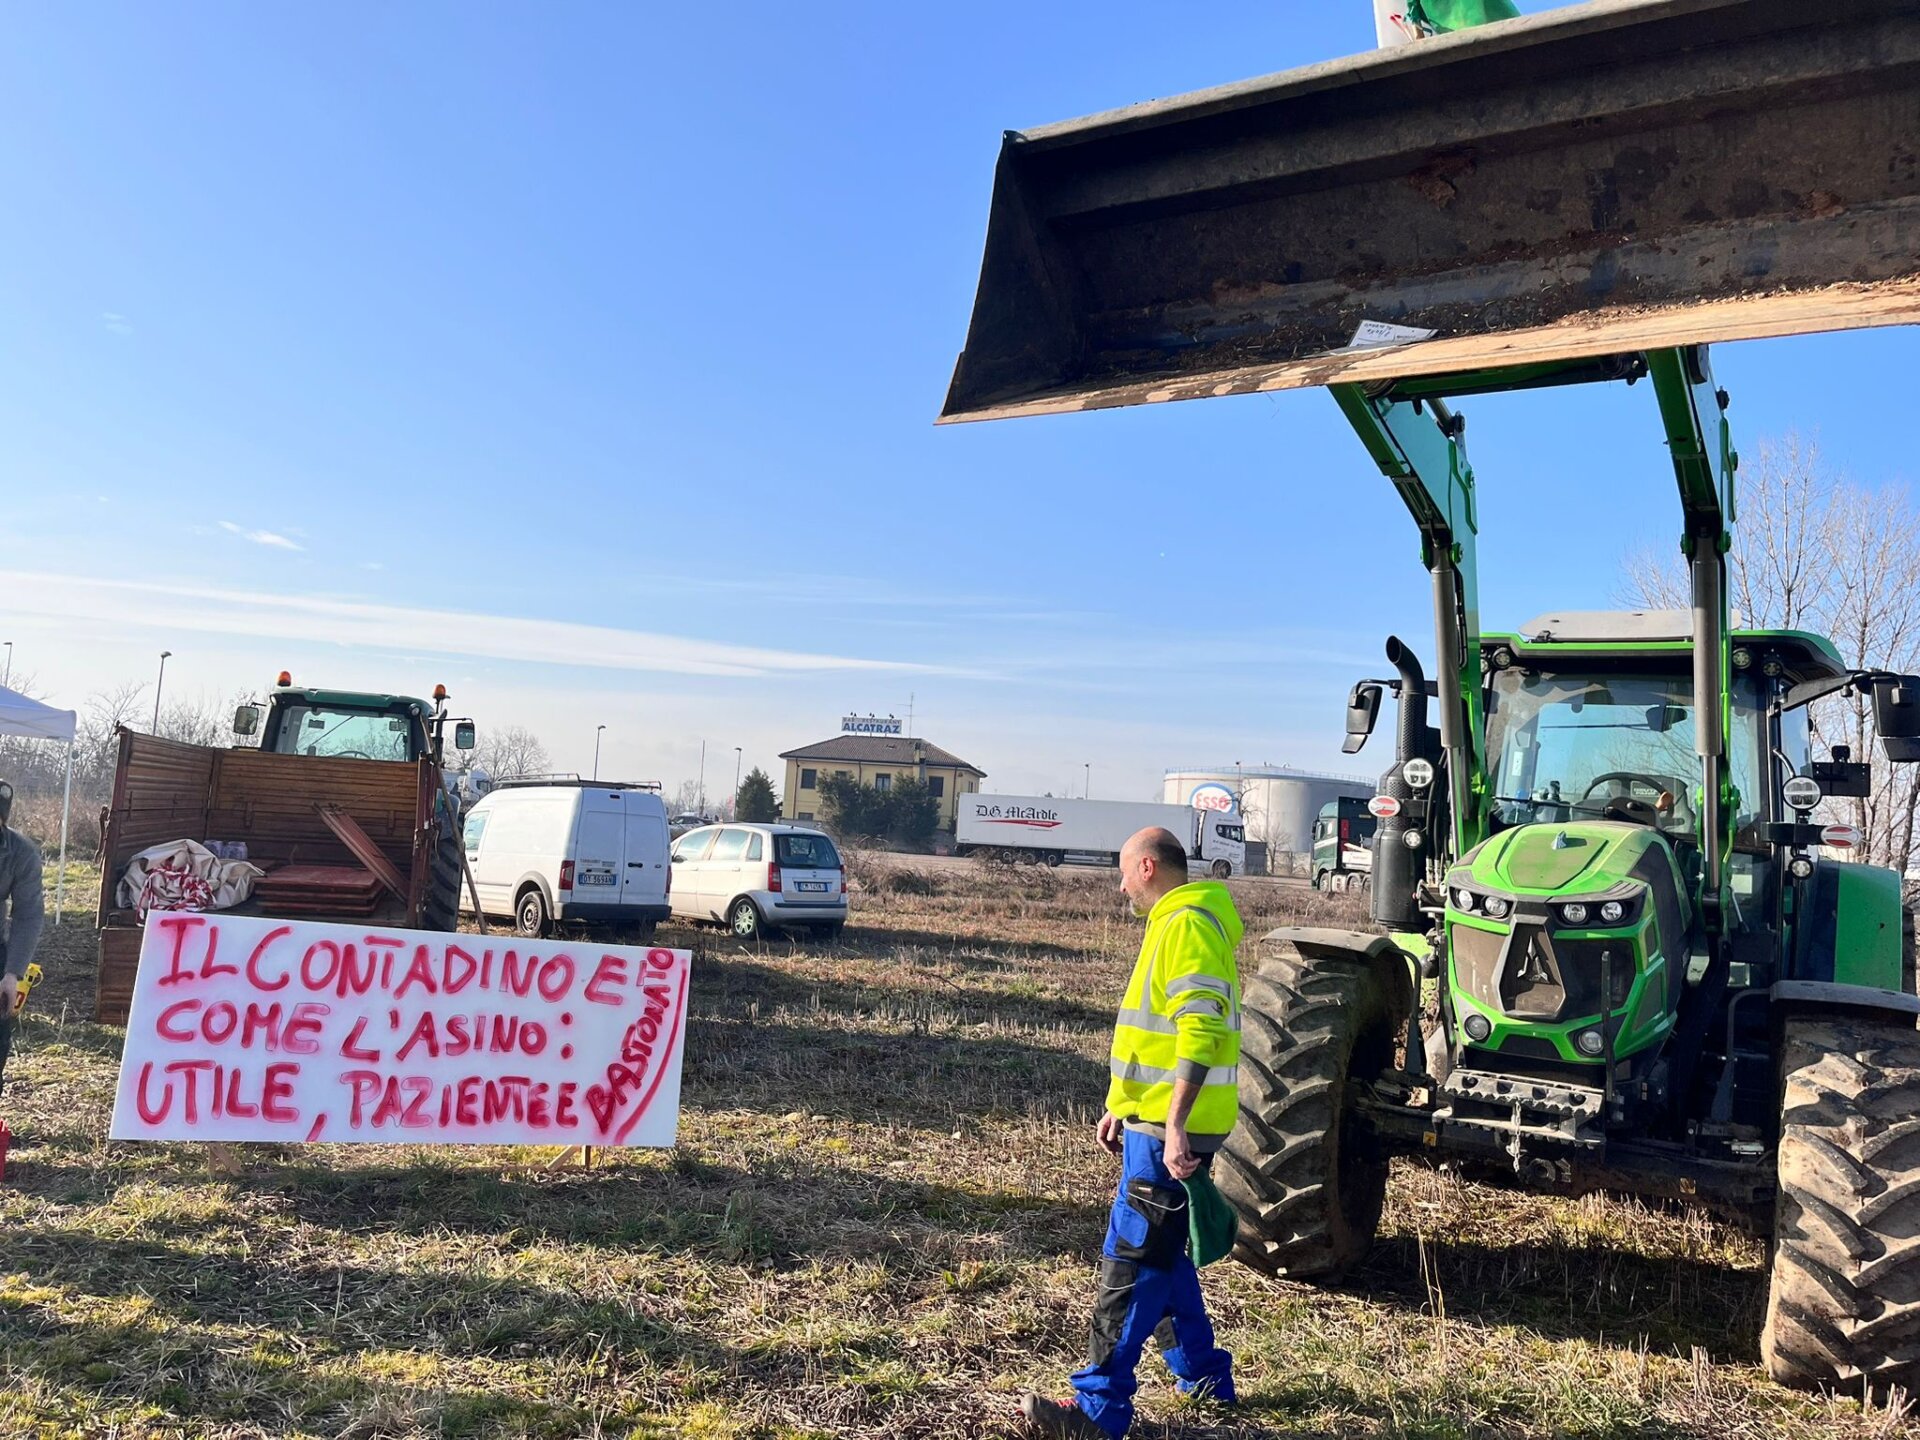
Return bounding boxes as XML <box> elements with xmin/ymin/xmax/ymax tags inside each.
<box><xmin>1021</xmin><ymin>827</ymin><xmax>1242</xmax><ymax>1438</ymax></box>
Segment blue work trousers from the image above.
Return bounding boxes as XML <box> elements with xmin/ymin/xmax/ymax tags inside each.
<box><xmin>1070</xmin><ymin>1127</ymin><xmax>1235</xmax><ymax>1435</ymax></box>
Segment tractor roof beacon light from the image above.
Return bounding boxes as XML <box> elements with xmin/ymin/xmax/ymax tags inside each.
<box><xmin>276</xmin><ymin>671</ymin><xmax>292</xmax><ymax>687</ymax></box>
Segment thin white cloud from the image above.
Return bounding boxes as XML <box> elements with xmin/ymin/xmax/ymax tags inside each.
<box><xmin>101</xmin><ymin>311</ymin><xmax>133</xmax><ymax>335</ymax></box>
<box><xmin>2</xmin><ymin>570</ymin><xmax>948</xmax><ymax>680</ymax></box>
<box><xmin>218</xmin><ymin>520</ymin><xmax>304</xmax><ymax>551</ymax></box>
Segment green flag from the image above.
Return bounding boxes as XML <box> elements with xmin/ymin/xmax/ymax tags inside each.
<box><xmin>1406</xmin><ymin>0</ymin><xmax>1522</xmax><ymax>32</ymax></box>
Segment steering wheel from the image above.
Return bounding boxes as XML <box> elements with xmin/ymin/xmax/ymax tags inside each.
<box><xmin>326</xmin><ymin>749</ymin><xmax>376</xmax><ymax>761</ymax></box>
<box><xmin>1578</xmin><ymin>771</ymin><xmax>1691</xmax><ymax>828</ymax></box>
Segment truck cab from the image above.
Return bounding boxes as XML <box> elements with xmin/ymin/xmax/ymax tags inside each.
<box><xmin>1311</xmin><ymin>796</ymin><xmax>1376</xmax><ymax>892</ymax></box>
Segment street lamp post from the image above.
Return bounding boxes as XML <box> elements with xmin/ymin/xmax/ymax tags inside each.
<box><xmin>593</xmin><ymin>724</ymin><xmax>606</xmax><ymax>781</ymax></box>
<box><xmin>732</xmin><ymin>746</ymin><xmax>742</xmax><ymax>816</ymax></box>
<box><xmin>152</xmin><ymin>651</ymin><xmax>172</xmax><ymax>733</ymax></box>
<box><xmin>698</xmin><ymin>740</ymin><xmax>707</xmax><ymax>817</ymax></box>
<box><xmin>1</xmin><ymin>642</ymin><xmax>11</xmax><ymax>689</ymax></box>
<box><xmin>1085</xmin><ymin>762</ymin><xmax>1091</xmax><ymax>799</ymax></box>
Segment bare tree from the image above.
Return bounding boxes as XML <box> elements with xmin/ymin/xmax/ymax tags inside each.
<box><xmin>667</xmin><ymin>778</ymin><xmax>704</xmax><ymax>816</ymax></box>
<box><xmin>470</xmin><ymin>724</ymin><xmax>551</xmax><ymax>781</ymax></box>
<box><xmin>1620</xmin><ymin>434</ymin><xmax>1920</xmax><ymax>873</ymax></box>
<box><xmin>156</xmin><ymin>692</ymin><xmax>246</xmax><ymax>750</ymax></box>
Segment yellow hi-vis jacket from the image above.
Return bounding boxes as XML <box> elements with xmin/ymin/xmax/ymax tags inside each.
<box><xmin>1107</xmin><ymin>880</ymin><xmax>1244</xmax><ymax>1145</ymax></box>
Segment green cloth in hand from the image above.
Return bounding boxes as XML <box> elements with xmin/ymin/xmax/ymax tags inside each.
<box><xmin>1183</xmin><ymin>1171</ymin><xmax>1239</xmax><ymax>1268</ymax></box>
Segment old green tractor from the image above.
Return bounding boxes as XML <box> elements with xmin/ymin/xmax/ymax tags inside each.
<box><xmin>939</xmin><ymin>0</ymin><xmax>1920</xmax><ymax>1390</ymax></box>
<box><xmin>233</xmin><ymin>672</ymin><xmax>476</xmax><ymax>931</ymax></box>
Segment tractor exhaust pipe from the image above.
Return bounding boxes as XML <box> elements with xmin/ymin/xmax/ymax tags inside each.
<box><xmin>1372</xmin><ymin>636</ymin><xmax>1429</xmax><ymax>931</ymax></box>
<box><xmin>941</xmin><ymin>0</ymin><xmax>1920</xmax><ymax>423</ymax></box>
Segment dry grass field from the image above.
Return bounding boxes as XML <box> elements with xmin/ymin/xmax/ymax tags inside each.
<box><xmin>1</xmin><ymin>858</ymin><xmax>1914</xmax><ymax>1439</ymax></box>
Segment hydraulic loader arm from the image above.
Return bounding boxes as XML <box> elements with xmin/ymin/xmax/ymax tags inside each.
<box><xmin>1330</xmin><ymin>345</ymin><xmax>1740</xmax><ymax>928</ymax></box>
<box><xmin>1332</xmin><ymin>386</ymin><xmax>1485</xmax><ymax>857</ymax></box>
<box><xmin>1647</xmin><ymin>347</ymin><xmax>1737</xmax><ymax>927</ymax></box>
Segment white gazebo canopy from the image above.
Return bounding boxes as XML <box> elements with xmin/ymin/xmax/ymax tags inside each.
<box><xmin>0</xmin><ymin>684</ymin><xmax>79</xmax><ymax>923</ymax></box>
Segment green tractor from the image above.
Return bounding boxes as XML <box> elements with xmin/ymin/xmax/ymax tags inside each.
<box><xmin>937</xmin><ymin>0</ymin><xmax>1920</xmax><ymax>1389</ymax></box>
<box><xmin>233</xmin><ymin>671</ymin><xmax>477</xmax><ymax>931</ymax></box>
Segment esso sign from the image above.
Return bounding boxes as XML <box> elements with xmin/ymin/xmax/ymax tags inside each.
<box><xmin>1820</xmin><ymin>824</ymin><xmax>1862</xmax><ymax>849</ymax></box>
<box><xmin>1189</xmin><ymin>783</ymin><xmax>1238</xmax><ymax>814</ymax></box>
<box><xmin>1368</xmin><ymin>795</ymin><xmax>1402</xmax><ymax>820</ymax></box>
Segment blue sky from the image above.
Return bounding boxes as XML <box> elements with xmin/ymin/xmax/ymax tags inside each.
<box><xmin>3</xmin><ymin>2</ymin><xmax>1914</xmax><ymax>806</ymax></box>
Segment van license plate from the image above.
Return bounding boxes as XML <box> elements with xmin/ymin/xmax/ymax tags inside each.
<box><xmin>796</xmin><ymin>881</ymin><xmax>828</xmax><ymax>892</ymax></box>
<box><xmin>578</xmin><ymin>872</ymin><xmax>616</xmax><ymax>886</ymax></box>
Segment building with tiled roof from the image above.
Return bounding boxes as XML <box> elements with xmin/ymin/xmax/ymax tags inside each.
<box><xmin>779</xmin><ymin>732</ymin><xmax>986</xmax><ymax>829</ymax></box>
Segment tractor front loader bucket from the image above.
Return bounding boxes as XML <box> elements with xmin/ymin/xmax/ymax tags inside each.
<box><xmin>941</xmin><ymin>0</ymin><xmax>1920</xmax><ymax>423</ymax></box>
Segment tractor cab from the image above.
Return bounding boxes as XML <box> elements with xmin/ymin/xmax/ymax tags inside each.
<box><xmin>1430</xmin><ymin>615</ymin><xmax>1853</xmax><ymax>1146</ymax></box>
<box><xmin>233</xmin><ymin>672</ymin><xmax>476</xmax><ymax>766</ymax></box>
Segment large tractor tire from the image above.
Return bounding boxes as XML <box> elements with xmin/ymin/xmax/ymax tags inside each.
<box><xmin>1763</xmin><ymin>1016</ymin><xmax>1920</xmax><ymax>1395</ymax></box>
<box><xmin>1216</xmin><ymin>945</ymin><xmax>1411</xmax><ymax>1280</ymax></box>
<box><xmin>419</xmin><ymin>807</ymin><xmax>465</xmax><ymax>933</ymax></box>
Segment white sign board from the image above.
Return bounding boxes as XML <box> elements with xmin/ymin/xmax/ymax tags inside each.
<box><xmin>842</xmin><ymin>714</ymin><xmax>903</xmax><ymax>735</ymax></box>
<box><xmin>109</xmin><ymin>913</ymin><xmax>691</xmax><ymax>1148</ymax></box>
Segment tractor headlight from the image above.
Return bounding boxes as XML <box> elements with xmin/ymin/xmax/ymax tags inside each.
<box><xmin>1576</xmin><ymin>1029</ymin><xmax>1607</xmax><ymax>1057</ymax></box>
<box><xmin>1484</xmin><ymin>895</ymin><xmax>1511</xmax><ymax>920</ymax></box>
<box><xmin>1598</xmin><ymin>900</ymin><xmax>1627</xmax><ymax>924</ymax></box>
<box><xmin>1463</xmin><ymin>1012</ymin><xmax>1493</xmax><ymax>1042</ymax></box>
<box><xmin>1559</xmin><ymin>902</ymin><xmax>1589</xmax><ymax>926</ymax></box>
<box><xmin>1789</xmin><ymin>855</ymin><xmax>1815</xmax><ymax>880</ymax></box>
<box><xmin>1452</xmin><ymin>887</ymin><xmax>1476</xmax><ymax>912</ymax></box>
<box><xmin>1732</xmin><ymin>646</ymin><xmax>1753</xmax><ymax>670</ymax></box>
<box><xmin>1402</xmin><ymin>828</ymin><xmax>1425</xmax><ymax>850</ymax></box>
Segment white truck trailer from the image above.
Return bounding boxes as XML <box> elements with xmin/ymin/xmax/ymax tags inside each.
<box><xmin>956</xmin><ymin>794</ymin><xmax>1246</xmax><ymax>876</ymax></box>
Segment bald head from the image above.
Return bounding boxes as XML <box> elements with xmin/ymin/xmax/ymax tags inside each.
<box><xmin>1119</xmin><ymin>826</ymin><xmax>1188</xmax><ymax>916</ymax></box>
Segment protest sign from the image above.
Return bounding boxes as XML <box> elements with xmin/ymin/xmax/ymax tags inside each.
<box><xmin>108</xmin><ymin>912</ymin><xmax>691</xmax><ymax>1148</ymax></box>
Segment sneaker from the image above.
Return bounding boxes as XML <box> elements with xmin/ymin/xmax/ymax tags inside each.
<box><xmin>1017</xmin><ymin>1393</ymin><xmax>1109</xmax><ymax>1438</ymax></box>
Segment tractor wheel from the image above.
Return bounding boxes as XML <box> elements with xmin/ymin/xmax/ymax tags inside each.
<box><xmin>419</xmin><ymin>808</ymin><xmax>464</xmax><ymax>932</ymax></box>
<box><xmin>1312</xmin><ymin>869</ymin><xmax>1328</xmax><ymax>893</ymax></box>
<box><xmin>1762</xmin><ymin>1016</ymin><xmax>1920</xmax><ymax>1395</ymax></box>
<box><xmin>1216</xmin><ymin>944</ymin><xmax>1411</xmax><ymax>1279</ymax></box>
<box><xmin>1211</xmin><ymin>859</ymin><xmax>1232</xmax><ymax>879</ymax></box>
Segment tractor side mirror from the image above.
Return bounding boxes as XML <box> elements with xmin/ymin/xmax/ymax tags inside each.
<box><xmin>1343</xmin><ymin>683</ymin><xmax>1384</xmax><ymax>755</ymax></box>
<box><xmin>1875</xmin><ymin>676</ymin><xmax>1920</xmax><ymax>762</ymax></box>
<box><xmin>454</xmin><ymin>721</ymin><xmax>476</xmax><ymax>751</ymax></box>
<box><xmin>232</xmin><ymin>704</ymin><xmax>262</xmax><ymax>737</ymax></box>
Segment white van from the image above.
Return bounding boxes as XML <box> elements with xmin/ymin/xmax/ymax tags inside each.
<box><xmin>462</xmin><ymin>781</ymin><xmax>671</xmax><ymax>938</ymax></box>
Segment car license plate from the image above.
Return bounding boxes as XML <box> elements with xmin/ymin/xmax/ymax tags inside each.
<box><xmin>578</xmin><ymin>872</ymin><xmax>616</xmax><ymax>886</ymax></box>
<box><xmin>797</xmin><ymin>881</ymin><xmax>828</xmax><ymax>892</ymax></box>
